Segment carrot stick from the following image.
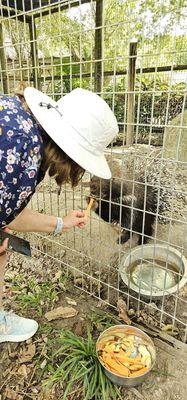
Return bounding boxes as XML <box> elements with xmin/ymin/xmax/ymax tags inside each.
<box><xmin>130</xmin><ymin>366</ymin><xmax>149</xmax><ymax>377</ymax></box>
<box><xmin>85</xmin><ymin>198</ymin><xmax>94</xmax><ymax>216</ymax></box>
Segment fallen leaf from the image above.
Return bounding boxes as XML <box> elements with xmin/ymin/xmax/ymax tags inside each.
<box><xmin>117</xmin><ymin>298</ymin><xmax>131</xmax><ymax>325</ymax></box>
<box><xmin>40</xmin><ymin>359</ymin><xmax>47</xmax><ymax>369</ymax></box>
<box><xmin>4</xmin><ymin>388</ymin><xmax>23</xmax><ymax>400</ymax></box>
<box><xmin>19</xmin><ymin>343</ymin><xmax>36</xmax><ymax>363</ymax></box>
<box><xmin>74</xmin><ymin>277</ymin><xmax>87</xmax><ymax>288</ymax></box>
<box><xmin>52</xmin><ymin>270</ymin><xmax>62</xmax><ymax>282</ymax></box>
<box><xmin>31</xmin><ymin>387</ymin><xmax>39</xmax><ymax>394</ymax></box>
<box><xmin>161</xmin><ymin>324</ymin><xmax>179</xmax><ymax>336</ymax></box>
<box><xmin>45</xmin><ymin>306</ymin><xmax>78</xmax><ymax>321</ymax></box>
<box><xmin>65</xmin><ymin>296</ymin><xmax>77</xmax><ymax>306</ymax></box>
<box><xmin>17</xmin><ymin>364</ymin><xmax>28</xmax><ymax>378</ymax></box>
<box><xmin>73</xmin><ymin>320</ymin><xmax>84</xmax><ymax>336</ymax></box>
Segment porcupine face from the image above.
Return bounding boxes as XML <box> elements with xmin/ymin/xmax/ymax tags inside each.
<box><xmin>86</xmin><ymin>178</ymin><xmax>108</xmax><ymax>220</ymax></box>
<box><xmin>89</xmin><ymin>177</ymin><xmax>128</xmax><ymax>224</ymax></box>
<box><xmin>89</xmin><ymin>175</ymin><xmax>157</xmax><ymax>244</ymax></box>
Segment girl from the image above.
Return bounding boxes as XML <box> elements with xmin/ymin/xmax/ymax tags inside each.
<box><xmin>0</xmin><ymin>86</ymin><xmax>118</xmax><ymax>342</ymax></box>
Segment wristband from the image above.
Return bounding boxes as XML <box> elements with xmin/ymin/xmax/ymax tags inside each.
<box><xmin>54</xmin><ymin>217</ymin><xmax>63</xmax><ymax>235</ymax></box>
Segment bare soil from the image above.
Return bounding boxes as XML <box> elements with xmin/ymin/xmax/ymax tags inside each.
<box><xmin>0</xmin><ymin>254</ymin><xmax>187</xmax><ymax>400</ymax></box>
<box><xmin>0</xmin><ymin>145</ymin><xmax>187</xmax><ymax>399</ymax></box>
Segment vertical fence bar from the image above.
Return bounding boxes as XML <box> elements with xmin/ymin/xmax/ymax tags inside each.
<box><xmin>0</xmin><ymin>22</ymin><xmax>8</xmax><ymax>94</ymax></box>
<box><xmin>28</xmin><ymin>15</ymin><xmax>40</xmax><ymax>89</ymax></box>
<box><xmin>126</xmin><ymin>39</ymin><xmax>138</xmax><ymax>146</ymax></box>
<box><xmin>94</xmin><ymin>0</ymin><xmax>103</xmax><ymax>93</ymax></box>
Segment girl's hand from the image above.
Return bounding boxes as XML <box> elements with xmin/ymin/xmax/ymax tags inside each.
<box><xmin>62</xmin><ymin>210</ymin><xmax>88</xmax><ymax>232</ymax></box>
<box><xmin>0</xmin><ymin>228</ymin><xmax>10</xmax><ymax>255</ymax></box>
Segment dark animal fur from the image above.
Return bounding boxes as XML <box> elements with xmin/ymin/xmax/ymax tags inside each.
<box><xmin>90</xmin><ymin>177</ymin><xmax>157</xmax><ymax>245</ymax></box>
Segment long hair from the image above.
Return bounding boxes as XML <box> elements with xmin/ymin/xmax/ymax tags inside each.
<box><xmin>15</xmin><ymin>84</ymin><xmax>85</xmax><ymax>188</ymax></box>
<box><xmin>40</xmin><ymin>134</ymin><xmax>85</xmax><ymax>187</ymax></box>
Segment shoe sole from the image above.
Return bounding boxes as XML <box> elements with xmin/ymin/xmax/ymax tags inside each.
<box><xmin>0</xmin><ymin>323</ymin><xmax>38</xmax><ymax>343</ymax></box>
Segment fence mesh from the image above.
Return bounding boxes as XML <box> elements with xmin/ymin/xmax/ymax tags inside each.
<box><xmin>0</xmin><ymin>0</ymin><xmax>187</xmax><ymax>341</ymax></box>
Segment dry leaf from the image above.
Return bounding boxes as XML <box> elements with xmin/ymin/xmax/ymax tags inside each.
<box><xmin>51</xmin><ymin>270</ymin><xmax>62</xmax><ymax>282</ymax></box>
<box><xmin>161</xmin><ymin>324</ymin><xmax>179</xmax><ymax>336</ymax></box>
<box><xmin>73</xmin><ymin>320</ymin><xmax>84</xmax><ymax>336</ymax></box>
<box><xmin>40</xmin><ymin>359</ymin><xmax>47</xmax><ymax>369</ymax></box>
<box><xmin>4</xmin><ymin>388</ymin><xmax>23</xmax><ymax>400</ymax></box>
<box><xmin>31</xmin><ymin>387</ymin><xmax>39</xmax><ymax>394</ymax></box>
<box><xmin>17</xmin><ymin>364</ymin><xmax>28</xmax><ymax>378</ymax></box>
<box><xmin>45</xmin><ymin>306</ymin><xmax>78</xmax><ymax>321</ymax></box>
<box><xmin>19</xmin><ymin>343</ymin><xmax>36</xmax><ymax>363</ymax></box>
<box><xmin>117</xmin><ymin>298</ymin><xmax>131</xmax><ymax>325</ymax></box>
<box><xmin>65</xmin><ymin>296</ymin><xmax>77</xmax><ymax>306</ymax></box>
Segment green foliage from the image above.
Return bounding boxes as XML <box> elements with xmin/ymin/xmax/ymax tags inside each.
<box><xmin>88</xmin><ymin>309</ymin><xmax>116</xmax><ymax>332</ymax></box>
<box><xmin>3</xmin><ymin>0</ymin><xmax>187</xmax><ymax>68</ymax></box>
<box><xmin>12</xmin><ymin>273</ymin><xmax>69</xmax><ymax>316</ymax></box>
<box><xmin>2</xmin><ymin>0</ymin><xmax>186</xmax><ymax>141</ymax></box>
<box><xmin>103</xmin><ymin>75</ymin><xmax>186</xmax><ymax>144</ymax></box>
<box><xmin>44</xmin><ymin>330</ymin><xmax>123</xmax><ymax>400</ymax></box>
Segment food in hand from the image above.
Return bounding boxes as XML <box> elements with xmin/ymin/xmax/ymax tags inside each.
<box><xmin>85</xmin><ymin>197</ymin><xmax>94</xmax><ymax>216</ymax></box>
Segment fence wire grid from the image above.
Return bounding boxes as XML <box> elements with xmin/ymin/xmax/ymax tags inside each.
<box><xmin>0</xmin><ymin>0</ymin><xmax>187</xmax><ymax>341</ymax></box>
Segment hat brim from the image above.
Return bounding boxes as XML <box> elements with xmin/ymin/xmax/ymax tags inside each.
<box><xmin>24</xmin><ymin>87</ymin><xmax>111</xmax><ymax>179</ymax></box>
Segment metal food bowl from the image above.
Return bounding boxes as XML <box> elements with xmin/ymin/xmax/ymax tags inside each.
<box><xmin>96</xmin><ymin>325</ymin><xmax>156</xmax><ymax>387</ymax></box>
<box><xmin>119</xmin><ymin>244</ymin><xmax>187</xmax><ymax>299</ymax></box>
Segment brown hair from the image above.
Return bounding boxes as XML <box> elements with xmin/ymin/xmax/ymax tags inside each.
<box><xmin>15</xmin><ymin>84</ymin><xmax>85</xmax><ymax>188</ymax></box>
<box><xmin>40</xmin><ymin>134</ymin><xmax>85</xmax><ymax>187</ymax></box>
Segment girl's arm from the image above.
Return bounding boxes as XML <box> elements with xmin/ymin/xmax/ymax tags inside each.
<box><xmin>7</xmin><ymin>208</ymin><xmax>87</xmax><ymax>233</ymax></box>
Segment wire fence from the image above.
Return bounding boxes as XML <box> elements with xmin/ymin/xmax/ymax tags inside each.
<box><xmin>0</xmin><ymin>0</ymin><xmax>187</xmax><ymax>341</ymax></box>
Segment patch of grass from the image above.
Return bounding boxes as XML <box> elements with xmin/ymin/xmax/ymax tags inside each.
<box><xmin>152</xmin><ymin>369</ymin><xmax>176</xmax><ymax>378</ymax></box>
<box><xmin>88</xmin><ymin>309</ymin><xmax>115</xmax><ymax>332</ymax></box>
<box><xmin>44</xmin><ymin>330</ymin><xmax>123</xmax><ymax>400</ymax></box>
<box><xmin>37</xmin><ymin>322</ymin><xmax>54</xmax><ymax>336</ymax></box>
<box><xmin>12</xmin><ymin>273</ymin><xmax>69</xmax><ymax>317</ymax></box>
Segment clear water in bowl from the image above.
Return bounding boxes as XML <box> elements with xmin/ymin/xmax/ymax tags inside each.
<box><xmin>130</xmin><ymin>259</ymin><xmax>181</xmax><ymax>293</ymax></box>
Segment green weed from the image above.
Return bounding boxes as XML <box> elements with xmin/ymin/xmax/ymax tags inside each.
<box><xmin>44</xmin><ymin>329</ymin><xmax>123</xmax><ymax>400</ymax></box>
<box><xmin>12</xmin><ymin>273</ymin><xmax>69</xmax><ymax>317</ymax></box>
<box><xmin>88</xmin><ymin>309</ymin><xmax>115</xmax><ymax>332</ymax></box>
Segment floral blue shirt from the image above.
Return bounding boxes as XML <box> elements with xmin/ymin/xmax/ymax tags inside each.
<box><xmin>0</xmin><ymin>95</ymin><xmax>44</xmax><ymax>228</ymax></box>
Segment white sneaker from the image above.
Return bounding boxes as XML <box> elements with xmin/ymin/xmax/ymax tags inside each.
<box><xmin>0</xmin><ymin>310</ymin><xmax>38</xmax><ymax>343</ymax></box>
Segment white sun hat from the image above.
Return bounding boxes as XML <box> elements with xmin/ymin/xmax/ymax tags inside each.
<box><xmin>24</xmin><ymin>87</ymin><xmax>118</xmax><ymax>179</ymax></box>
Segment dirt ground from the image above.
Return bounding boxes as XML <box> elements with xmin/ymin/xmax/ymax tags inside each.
<box><xmin>0</xmin><ymin>253</ymin><xmax>187</xmax><ymax>400</ymax></box>
<box><xmin>0</xmin><ymin>145</ymin><xmax>187</xmax><ymax>399</ymax></box>
<box><xmin>27</xmin><ymin>145</ymin><xmax>187</xmax><ymax>334</ymax></box>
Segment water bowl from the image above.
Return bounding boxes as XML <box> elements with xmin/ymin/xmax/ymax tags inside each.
<box><xmin>119</xmin><ymin>245</ymin><xmax>187</xmax><ymax>299</ymax></box>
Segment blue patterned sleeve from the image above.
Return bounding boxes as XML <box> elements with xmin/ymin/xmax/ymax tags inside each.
<box><xmin>0</xmin><ymin>134</ymin><xmax>43</xmax><ymax>228</ymax></box>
